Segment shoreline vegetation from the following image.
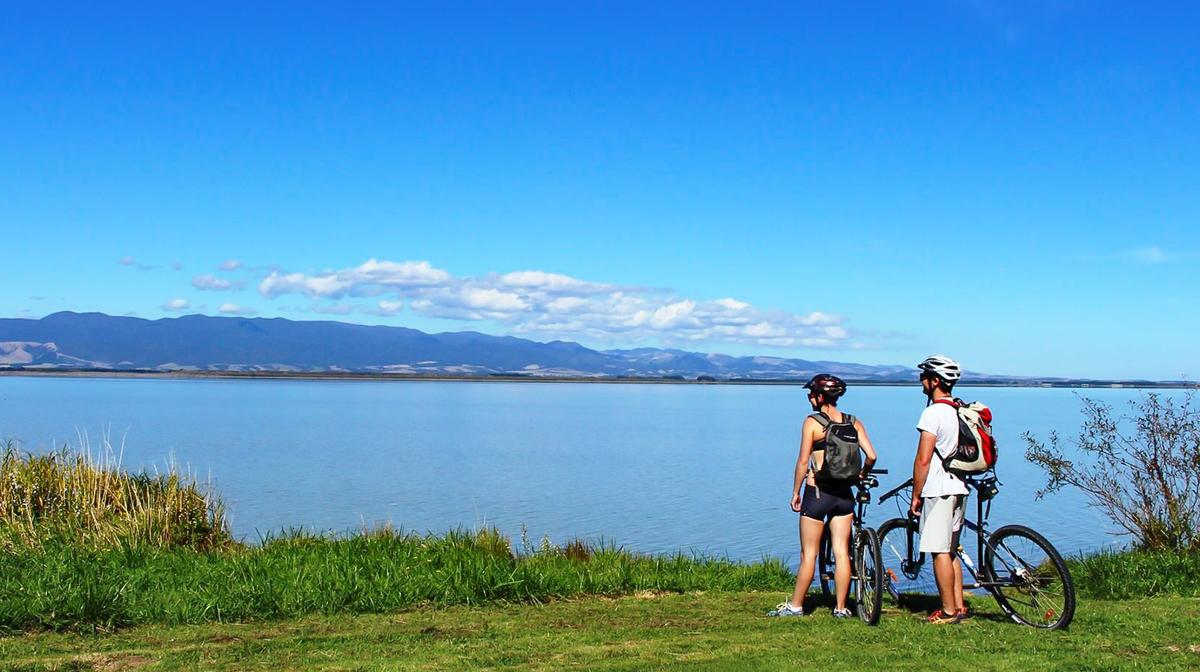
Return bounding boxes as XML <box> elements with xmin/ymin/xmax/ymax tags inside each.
<box><xmin>2</xmin><ymin>368</ymin><xmax>1196</xmax><ymax>389</ymax></box>
<box><xmin>2</xmin><ymin>443</ymin><xmax>1199</xmax><ymax>638</ymax></box>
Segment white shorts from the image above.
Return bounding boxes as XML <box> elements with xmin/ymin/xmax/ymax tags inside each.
<box><xmin>919</xmin><ymin>494</ymin><xmax>966</xmax><ymax>554</ymax></box>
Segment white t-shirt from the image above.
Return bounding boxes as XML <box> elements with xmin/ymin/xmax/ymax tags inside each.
<box><xmin>916</xmin><ymin>402</ymin><xmax>970</xmax><ymax>498</ymax></box>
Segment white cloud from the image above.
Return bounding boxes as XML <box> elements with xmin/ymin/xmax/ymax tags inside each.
<box><xmin>259</xmin><ymin>272</ymin><xmax>352</xmax><ymax>298</ymax></box>
<box><xmin>218</xmin><ymin>303</ymin><xmax>256</xmax><ymax>316</ymax></box>
<box><xmin>497</xmin><ymin>270</ymin><xmax>615</xmax><ymax>295</ymax></box>
<box><xmin>545</xmin><ymin>296</ymin><xmax>588</xmax><ymax>314</ymax></box>
<box><xmin>258</xmin><ymin>259</ymin><xmax>450</xmax><ymax>299</ymax></box>
<box><xmin>367</xmin><ymin>300</ymin><xmax>404</xmax><ymax>316</ymax></box>
<box><xmin>1131</xmin><ymin>245</ymin><xmax>1169</xmax><ymax>264</ymax></box>
<box><xmin>250</xmin><ymin>258</ymin><xmax>857</xmax><ymax>349</ymax></box>
<box><xmin>1121</xmin><ymin>245</ymin><xmax>1199</xmax><ymax>265</ymax></box>
<box><xmin>410</xmin><ymin>288</ymin><xmax>529</xmax><ymax>321</ymax></box>
<box><xmin>218</xmin><ymin>259</ymin><xmax>243</xmax><ymax>271</ymax></box>
<box><xmin>193</xmin><ymin>274</ymin><xmax>244</xmax><ymax>291</ymax></box>
<box><xmin>162</xmin><ymin>298</ymin><xmax>190</xmax><ymax>311</ymax></box>
<box><xmin>715</xmin><ymin>297</ymin><xmax>750</xmax><ymax>310</ymax></box>
<box><xmin>118</xmin><ymin>256</ymin><xmax>154</xmax><ymax>270</ymax></box>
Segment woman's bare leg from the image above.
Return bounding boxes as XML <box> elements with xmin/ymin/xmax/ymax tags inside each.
<box><xmin>829</xmin><ymin>513</ymin><xmax>854</xmax><ymax>611</ymax></box>
<box><xmin>790</xmin><ymin>515</ymin><xmax>826</xmax><ymax>608</ymax></box>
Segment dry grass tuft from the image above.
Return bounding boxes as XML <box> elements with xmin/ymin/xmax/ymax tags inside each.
<box><xmin>0</xmin><ymin>435</ymin><xmax>231</xmax><ymax>551</ymax></box>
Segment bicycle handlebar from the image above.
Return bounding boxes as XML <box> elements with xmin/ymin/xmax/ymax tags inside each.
<box><xmin>867</xmin><ymin>468</ymin><xmax>888</xmax><ymax>475</ymax></box>
<box><xmin>877</xmin><ymin>477</ymin><xmax>915</xmax><ymax>503</ymax></box>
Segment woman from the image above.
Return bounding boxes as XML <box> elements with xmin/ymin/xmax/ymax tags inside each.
<box><xmin>769</xmin><ymin>374</ymin><xmax>877</xmax><ymax>618</ymax></box>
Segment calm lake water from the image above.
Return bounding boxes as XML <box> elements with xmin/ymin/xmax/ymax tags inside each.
<box><xmin>0</xmin><ymin>376</ymin><xmax>1166</xmax><ymax>564</ymax></box>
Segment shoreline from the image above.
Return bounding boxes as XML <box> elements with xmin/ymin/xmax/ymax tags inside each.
<box><xmin>0</xmin><ymin>368</ymin><xmax>1194</xmax><ymax>389</ymax></box>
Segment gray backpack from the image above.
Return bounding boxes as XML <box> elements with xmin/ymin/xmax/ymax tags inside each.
<box><xmin>810</xmin><ymin>412</ymin><xmax>863</xmax><ymax>485</ymax></box>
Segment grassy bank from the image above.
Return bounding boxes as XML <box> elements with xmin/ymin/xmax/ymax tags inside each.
<box><xmin>0</xmin><ymin>530</ymin><xmax>792</xmax><ymax>633</ymax></box>
<box><xmin>1066</xmin><ymin>549</ymin><xmax>1200</xmax><ymax>600</ymax></box>
<box><xmin>6</xmin><ymin>592</ymin><xmax>1200</xmax><ymax>671</ymax></box>
<box><xmin>6</xmin><ymin>526</ymin><xmax>1200</xmax><ymax>635</ymax></box>
<box><xmin>4</xmin><ymin>444</ymin><xmax>1200</xmax><ymax>636</ymax></box>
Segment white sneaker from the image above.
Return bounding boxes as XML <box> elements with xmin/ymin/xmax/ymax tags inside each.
<box><xmin>767</xmin><ymin>601</ymin><xmax>807</xmax><ymax>617</ymax></box>
<box><xmin>832</xmin><ymin>607</ymin><xmax>853</xmax><ymax>619</ymax></box>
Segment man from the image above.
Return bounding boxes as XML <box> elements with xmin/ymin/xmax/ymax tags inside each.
<box><xmin>911</xmin><ymin>354</ymin><xmax>969</xmax><ymax>625</ymax></box>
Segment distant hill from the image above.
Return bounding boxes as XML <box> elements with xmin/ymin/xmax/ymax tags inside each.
<box><xmin>0</xmin><ymin>311</ymin><xmax>1072</xmax><ymax>383</ymax></box>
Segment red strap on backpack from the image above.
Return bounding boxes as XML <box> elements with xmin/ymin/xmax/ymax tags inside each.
<box><xmin>933</xmin><ymin>398</ymin><xmax>960</xmax><ymax>408</ymax></box>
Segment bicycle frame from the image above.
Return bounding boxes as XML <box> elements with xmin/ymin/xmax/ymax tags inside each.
<box><xmin>879</xmin><ymin>476</ymin><xmax>1010</xmax><ymax>591</ymax></box>
<box><xmin>877</xmin><ymin>473</ymin><xmax>1075</xmax><ymax>629</ymax></box>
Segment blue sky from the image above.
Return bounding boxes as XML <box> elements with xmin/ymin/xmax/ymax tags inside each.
<box><xmin>3</xmin><ymin>2</ymin><xmax>1198</xmax><ymax>379</ymax></box>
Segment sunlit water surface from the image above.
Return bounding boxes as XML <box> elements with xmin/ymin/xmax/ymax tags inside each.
<box><xmin>1</xmin><ymin>376</ymin><xmax>1165</xmax><ymax>565</ymax></box>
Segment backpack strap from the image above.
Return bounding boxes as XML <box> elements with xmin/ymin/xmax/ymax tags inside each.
<box><xmin>806</xmin><ymin>413</ymin><xmax>830</xmax><ymax>494</ymax></box>
<box><xmin>810</xmin><ymin>412</ymin><xmax>856</xmax><ymax>426</ymax></box>
<box><xmin>933</xmin><ymin>398</ymin><xmax>959</xmax><ymax>409</ymax></box>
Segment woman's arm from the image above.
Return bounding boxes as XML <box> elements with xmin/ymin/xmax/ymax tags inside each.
<box><xmin>855</xmin><ymin>418</ymin><xmax>878</xmax><ymax>476</ymax></box>
<box><xmin>791</xmin><ymin>417</ymin><xmax>817</xmax><ymax>511</ymax></box>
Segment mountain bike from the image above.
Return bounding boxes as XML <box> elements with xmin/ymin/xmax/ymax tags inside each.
<box><xmin>876</xmin><ymin>475</ymin><xmax>1076</xmax><ymax>629</ymax></box>
<box><xmin>816</xmin><ymin>468</ymin><xmax>887</xmax><ymax>625</ymax></box>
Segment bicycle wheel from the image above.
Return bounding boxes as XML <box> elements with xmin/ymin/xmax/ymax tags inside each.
<box><xmin>855</xmin><ymin>526</ymin><xmax>883</xmax><ymax>625</ymax></box>
<box><xmin>983</xmin><ymin>524</ymin><xmax>1076</xmax><ymax>630</ymax></box>
<box><xmin>818</xmin><ymin>526</ymin><xmax>834</xmax><ymax>598</ymax></box>
<box><xmin>877</xmin><ymin>517</ymin><xmax>934</xmax><ymax>604</ymax></box>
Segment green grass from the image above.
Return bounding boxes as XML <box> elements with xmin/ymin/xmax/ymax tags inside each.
<box><xmin>0</xmin><ymin>529</ymin><xmax>793</xmax><ymax>633</ymax></box>
<box><xmin>8</xmin><ymin>526</ymin><xmax>1200</xmax><ymax>634</ymax></box>
<box><xmin>3</xmin><ymin>592</ymin><xmax>1199</xmax><ymax>671</ymax></box>
<box><xmin>1066</xmin><ymin>549</ymin><xmax>1200</xmax><ymax>600</ymax></box>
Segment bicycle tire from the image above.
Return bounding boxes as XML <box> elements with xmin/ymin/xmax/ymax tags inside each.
<box><xmin>818</xmin><ymin>527</ymin><xmax>834</xmax><ymax>597</ymax></box>
<box><xmin>855</xmin><ymin>526</ymin><xmax>884</xmax><ymax>625</ymax></box>
<box><xmin>876</xmin><ymin>516</ymin><xmax>933</xmax><ymax>604</ymax></box>
<box><xmin>983</xmin><ymin>524</ymin><xmax>1076</xmax><ymax>630</ymax></box>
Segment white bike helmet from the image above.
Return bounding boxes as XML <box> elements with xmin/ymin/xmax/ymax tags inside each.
<box><xmin>918</xmin><ymin>354</ymin><xmax>961</xmax><ymax>383</ymax></box>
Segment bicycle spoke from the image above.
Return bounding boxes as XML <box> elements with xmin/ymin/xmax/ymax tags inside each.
<box><xmin>986</xmin><ymin>526</ymin><xmax>1073</xmax><ymax>628</ymax></box>
<box><xmin>878</xmin><ymin>518</ymin><xmax>934</xmax><ymax>601</ymax></box>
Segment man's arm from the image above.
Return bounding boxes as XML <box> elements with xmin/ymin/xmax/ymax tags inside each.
<box><xmin>910</xmin><ymin>430</ymin><xmax>936</xmax><ymax>516</ymax></box>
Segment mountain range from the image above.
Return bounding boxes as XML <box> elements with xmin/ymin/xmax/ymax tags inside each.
<box><xmin>0</xmin><ymin>312</ymin><xmax>935</xmax><ymax>381</ymax></box>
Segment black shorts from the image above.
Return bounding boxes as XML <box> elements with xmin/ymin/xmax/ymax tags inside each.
<box><xmin>799</xmin><ymin>484</ymin><xmax>855</xmax><ymax>522</ymax></box>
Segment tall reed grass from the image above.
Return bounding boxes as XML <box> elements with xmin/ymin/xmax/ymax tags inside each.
<box><xmin>0</xmin><ymin>436</ymin><xmax>230</xmax><ymax>551</ymax></box>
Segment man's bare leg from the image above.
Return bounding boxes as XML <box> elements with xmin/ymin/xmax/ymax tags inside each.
<box><xmin>932</xmin><ymin>552</ymin><xmax>958</xmax><ymax>614</ymax></box>
<box><xmin>953</xmin><ymin>556</ymin><xmax>965</xmax><ymax>612</ymax></box>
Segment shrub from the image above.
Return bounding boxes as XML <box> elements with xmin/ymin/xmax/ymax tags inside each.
<box><xmin>1024</xmin><ymin>392</ymin><xmax>1200</xmax><ymax>551</ymax></box>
